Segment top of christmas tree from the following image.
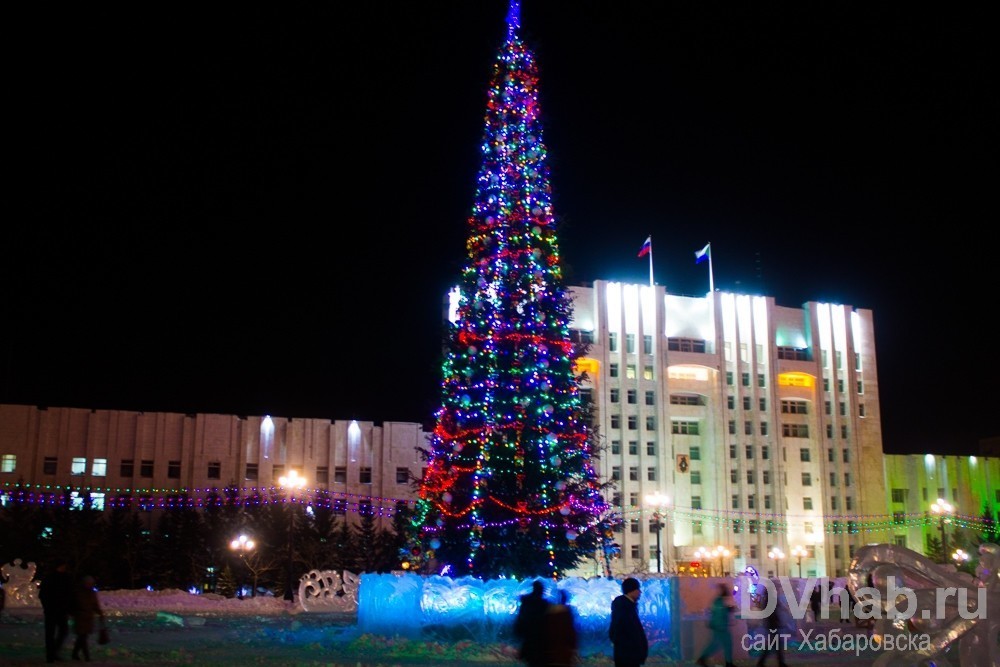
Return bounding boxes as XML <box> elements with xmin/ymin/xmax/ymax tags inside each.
<box><xmin>407</xmin><ymin>0</ymin><xmax>611</xmax><ymax>580</ymax></box>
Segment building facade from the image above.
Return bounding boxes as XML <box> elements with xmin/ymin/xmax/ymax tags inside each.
<box><xmin>2</xmin><ymin>281</ymin><xmax>996</xmax><ymax>578</ymax></box>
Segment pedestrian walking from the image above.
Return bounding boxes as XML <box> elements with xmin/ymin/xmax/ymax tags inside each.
<box><xmin>543</xmin><ymin>589</ymin><xmax>578</xmax><ymax>667</ymax></box>
<box><xmin>809</xmin><ymin>585</ymin><xmax>821</xmax><ymax>622</ymax></box>
<box><xmin>696</xmin><ymin>583</ymin><xmax>736</xmax><ymax>667</ymax></box>
<box><xmin>608</xmin><ymin>577</ymin><xmax>648</xmax><ymax>667</ymax></box>
<box><xmin>71</xmin><ymin>574</ymin><xmax>105</xmax><ymax>662</ymax></box>
<box><xmin>513</xmin><ymin>579</ymin><xmax>551</xmax><ymax>667</ymax></box>
<box><xmin>755</xmin><ymin>586</ymin><xmax>788</xmax><ymax>667</ymax></box>
<box><xmin>39</xmin><ymin>558</ymin><xmax>75</xmax><ymax>663</ymax></box>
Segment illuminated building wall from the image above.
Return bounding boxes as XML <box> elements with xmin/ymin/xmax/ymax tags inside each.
<box><xmin>568</xmin><ymin>280</ymin><xmax>889</xmax><ymax>578</ymax></box>
<box><xmin>0</xmin><ymin>403</ymin><xmax>428</xmax><ymax>524</ymax></box>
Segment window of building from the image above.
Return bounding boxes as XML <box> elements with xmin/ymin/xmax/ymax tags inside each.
<box><xmin>207</xmin><ymin>461</ymin><xmax>221</xmax><ymax>479</ymax></box>
<box><xmin>646</xmin><ymin>442</ymin><xmax>655</xmax><ymax>456</ymax></box>
<box><xmin>643</xmin><ymin>366</ymin><xmax>654</xmax><ymax>381</ymax></box>
<box><xmin>829</xmin><ymin>472</ymin><xmax>837</xmax><ymax>486</ymax></box>
<box><xmin>693</xmin><ymin>521</ymin><xmax>703</xmax><ymax>535</ymax></box>
<box><xmin>628</xmin><ymin>415</ymin><xmax>638</xmax><ymax>430</ymax></box>
<box><xmin>745</xmin><ymin>445</ymin><xmax>754</xmax><ymax>459</ymax></box>
<box><xmin>609</xmin><ymin>332</ymin><xmax>618</xmax><ymax>352</ymax></box>
<box><xmin>843</xmin><ymin>449</ymin><xmax>850</xmax><ymax>463</ymax></box>
<box><xmin>359</xmin><ymin>467</ymin><xmax>372</xmax><ymax>484</ymax></box>
<box><xmin>750</xmin><ymin>545</ymin><xmax>758</xmax><ymax>558</ymax></box>
<box><xmin>671</xmin><ymin>420</ymin><xmax>699</xmax><ymax>435</ymax></box>
<box><xmin>803</xmin><ymin>497</ymin><xmax>813</xmax><ymax>510</ymax></box>
<box><xmin>844</xmin><ymin>473</ymin><xmax>851</xmax><ymax>487</ymax></box>
<box><xmin>120</xmin><ymin>459</ymin><xmax>134</xmax><ymax>477</ymax></box>
<box><xmin>163</xmin><ymin>460</ymin><xmax>179</xmax><ymax>479</ymax></box>
<box><xmin>730</xmin><ymin>469</ymin><xmax>738</xmax><ymax>483</ymax></box>
<box><xmin>732</xmin><ymin>495</ymin><xmax>740</xmax><ymax>509</ymax></box>
<box><xmin>611</xmin><ymin>440</ymin><xmax>621</xmax><ymax>455</ymax></box>
<box><xmin>628</xmin><ymin>441</ymin><xmax>638</xmax><ymax>455</ymax></box>
<box><xmin>629</xmin><ymin>466</ymin><xmax>639</xmax><ymax>481</ymax></box>
<box><xmin>726</xmin><ymin>371</ymin><xmax>734</xmax><ymax>386</ymax></box>
<box><xmin>825</xmin><ymin>401</ymin><xmax>832</xmax><ymax>415</ymax></box>
<box><xmin>823</xmin><ymin>376</ymin><xmax>830</xmax><ymax>391</ymax></box>
<box><xmin>845</xmin><ymin>496</ymin><xmax>853</xmax><ymax>511</ymax></box>
<box><xmin>746</xmin><ymin>470</ymin><xmax>754</xmax><ymax>484</ymax></box>
<box><xmin>893</xmin><ymin>535</ymin><xmax>907</xmax><ymax>548</ymax></box>
<box><xmin>334</xmin><ymin>466</ymin><xmax>347</xmax><ymax>483</ymax></box>
<box><xmin>0</xmin><ymin>454</ymin><xmax>15</xmax><ymax>473</ymax></box>
<box><xmin>643</xmin><ymin>334</ymin><xmax>653</xmax><ymax>354</ymax></box>
<box><xmin>782</xmin><ymin>423</ymin><xmax>809</xmax><ymax>438</ymax></box>
<box><xmin>801</xmin><ymin>472</ymin><xmax>812</xmax><ymax>486</ymax></box>
<box><xmin>629</xmin><ymin>492</ymin><xmax>638</xmax><ymax>507</ymax></box>
<box><xmin>71</xmin><ymin>457</ymin><xmax>86</xmax><ymax>475</ymax></box>
<box><xmin>745</xmin><ymin>421</ymin><xmax>753</xmax><ymax>435</ymax></box>
<box><xmin>826</xmin><ymin>424</ymin><xmax>833</xmax><ymax>439</ymax></box>
<box><xmin>645</xmin><ymin>416</ymin><xmax>655</xmax><ymax>431</ymax></box>
<box><xmin>838</xmin><ymin>402</ymin><xmax>846</xmax><ymax>416</ymax></box>
<box><xmin>741</xmin><ymin>372</ymin><xmax>750</xmax><ymax>387</ymax></box>
<box><xmin>690</xmin><ymin>446</ymin><xmax>701</xmax><ymax>461</ymax></box>
<box><xmin>667</xmin><ymin>337</ymin><xmax>706</xmax><ymax>352</ymax></box>
<box><xmin>777</xmin><ymin>346</ymin><xmax>808</xmax><ymax>361</ymax></box>
<box><xmin>612</xmin><ymin>466</ymin><xmax>621</xmax><ymax>481</ymax></box>
<box><xmin>841</xmin><ymin>425</ymin><xmax>848</xmax><ymax>439</ymax></box>
<box><xmin>781</xmin><ymin>400</ymin><xmax>808</xmax><ymax>414</ymax></box>
<box><xmin>859</xmin><ymin>404</ymin><xmax>866</xmax><ymax>417</ymax></box>
<box><xmin>647</xmin><ymin>467</ymin><xmax>656</xmax><ymax>481</ymax></box>
<box><xmin>764</xmin><ymin>495</ymin><xmax>772</xmax><ymax>510</ymax></box>
<box><xmin>691</xmin><ymin>496</ymin><xmax>702</xmax><ymax>510</ymax></box>
<box><xmin>827</xmin><ymin>448</ymin><xmax>834</xmax><ymax>462</ymax></box>
<box><xmin>140</xmin><ymin>460</ymin><xmax>154</xmax><ymax>477</ymax></box>
<box><xmin>762</xmin><ymin>470</ymin><xmax>771</xmax><ymax>485</ymax></box>
<box><xmin>395</xmin><ymin>467</ymin><xmax>409</xmax><ymax>484</ymax></box>
<box><xmin>857</xmin><ymin>379</ymin><xmax>864</xmax><ymax>394</ymax></box>
<box><xmin>645</xmin><ymin>391</ymin><xmax>655</xmax><ymax>406</ymax></box>
<box><xmin>761</xmin><ymin>446</ymin><xmax>770</xmax><ymax>460</ymax></box>
<box><xmin>727</xmin><ymin>395</ymin><xmax>735</xmax><ymax>410</ymax></box>
<box><xmin>799</xmin><ymin>448</ymin><xmax>811</xmax><ymax>462</ymax></box>
<box><xmin>729</xmin><ymin>420</ymin><xmax>736</xmax><ymax>435</ymax></box>
<box><xmin>332</xmin><ymin>498</ymin><xmax>347</xmax><ymax>515</ymax></box>
<box><xmin>626</xmin><ymin>364</ymin><xmax>636</xmax><ymax>379</ymax></box>
<box><xmin>314</xmin><ymin>466</ymin><xmax>329</xmax><ymax>484</ymax></box>
<box><xmin>691</xmin><ymin>470</ymin><xmax>701</xmax><ymax>485</ymax></box>
<box><xmin>611</xmin><ymin>415</ymin><xmax>621</xmax><ymax>429</ymax></box>
<box><xmin>272</xmin><ymin>464</ymin><xmax>285</xmax><ymax>479</ymax></box>
<box><xmin>729</xmin><ymin>444</ymin><xmax>737</xmax><ymax>459</ymax></box>
<box><xmin>831</xmin><ymin>496</ymin><xmax>839</xmax><ymax>510</ymax></box>
<box><xmin>625</xmin><ymin>333</ymin><xmax>636</xmax><ymax>353</ymax></box>
<box><xmin>758</xmin><ymin>374</ymin><xmax>766</xmax><ymax>388</ymax></box>
<box><xmin>743</xmin><ymin>396</ymin><xmax>751</xmax><ymax>410</ymax></box>
<box><xmin>759</xmin><ymin>398</ymin><xmax>767</xmax><ymax>411</ymax></box>
<box><xmin>747</xmin><ymin>494</ymin><xmax>756</xmax><ymax>509</ymax></box>
<box><xmin>837</xmin><ymin>378</ymin><xmax>845</xmax><ymax>392</ymax></box>
<box><xmin>671</xmin><ymin>394</ymin><xmax>701</xmax><ymax>406</ymax></box>
<box><xmin>749</xmin><ymin>521</ymin><xmax>758</xmax><ymax>534</ymax></box>
<box><xmin>891</xmin><ymin>488</ymin><xmax>906</xmax><ymax>503</ymax></box>
<box><xmin>630</xmin><ymin>520</ymin><xmax>639</xmax><ymax>534</ymax></box>
<box><xmin>609</xmin><ymin>363</ymin><xmax>619</xmax><ymax>378</ymax></box>
<box><xmin>245</xmin><ymin>463</ymin><xmax>258</xmax><ymax>481</ymax></box>
<box><xmin>631</xmin><ymin>545</ymin><xmax>640</xmax><ymax>559</ymax></box>
<box><xmin>610</xmin><ymin>388</ymin><xmax>620</xmax><ymax>403</ymax></box>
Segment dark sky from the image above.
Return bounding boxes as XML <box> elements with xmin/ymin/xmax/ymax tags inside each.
<box><xmin>5</xmin><ymin>3</ymin><xmax>997</xmax><ymax>456</ymax></box>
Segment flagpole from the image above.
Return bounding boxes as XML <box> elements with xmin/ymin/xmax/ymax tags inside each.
<box><xmin>707</xmin><ymin>243</ymin><xmax>714</xmax><ymax>294</ymax></box>
<box><xmin>648</xmin><ymin>238</ymin><xmax>654</xmax><ymax>288</ymax></box>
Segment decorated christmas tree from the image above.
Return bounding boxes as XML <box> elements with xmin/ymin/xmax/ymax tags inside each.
<box><xmin>407</xmin><ymin>1</ymin><xmax>610</xmax><ymax>580</ymax></box>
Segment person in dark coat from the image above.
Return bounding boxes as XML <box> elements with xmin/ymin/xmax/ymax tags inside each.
<box><xmin>608</xmin><ymin>577</ymin><xmax>648</xmax><ymax>667</ymax></box>
<box><xmin>543</xmin><ymin>589</ymin><xmax>578</xmax><ymax>667</ymax></box>
<box><xmin>513</xmin><ymin>579</ymin><xmax>551</xmax><ymax>667</ymax></box>
<box><xmin>39</xmin><ymin>558</ymin><xmax>76</xmax><ymax>663</ymax></box>
<box><xmin>71</xmin><ymin>575</ymin><xmax>105</xmax><ymax>662</ymax></box>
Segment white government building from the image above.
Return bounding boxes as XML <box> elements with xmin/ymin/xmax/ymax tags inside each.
<box><xmin>2</xmin><ymin>280</ymin><xmax>996</xmax><ymax>578</ymax></box>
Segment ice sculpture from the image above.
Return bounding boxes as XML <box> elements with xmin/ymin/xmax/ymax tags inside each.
<box><xmin>357</xmin><ymin>573</ymin><xmax>677</xmax><ymax>658</ymax></box>
<box><xmin>847</xmin><ymin>542</ymin><xmax>999</xmax><ymax>667</ymax></box>
<box><xmin>0</xmin><ymin>559</ymin><xmax>39</xmax><ymax>607</ymax></box>
<box><xmin>298</xmin><ymin>569</ymin><xmax>359</xmax><ymax>613</ymax></box>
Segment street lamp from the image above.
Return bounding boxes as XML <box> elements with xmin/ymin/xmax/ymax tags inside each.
<box><xmin>791</xmin><ymin>545</ymin><xmax>807</xmax><ymax>578</ymax></box>
<box><xmin>930</xmin><ymin>498</ymin><xmax>954</xmax><ymax>564</ymax></box>
<box><xmin>768</xmin><ymin>547</ymin><xmax>786</xmax><ymax>577</ymax></box>
<box><xmin>644</xmin><ymin>492</ymin><xmax>670</xmax><ymax>574</ymax></box>
<box><xmin>279</xmin><ymin>470</ymin><xmax>307</xmax><ymax>602</ymax></box>
<box><xmin>952</xmin><ymin>548</ymin><xmax>969</xmax><ymax>568</ymax></box>
<box><xmin>711</xmin><ymin>546</ymin><xmax>732</xmax><ymax>577</ymax></box>
<box><xmin>229</xmin><ymin>534</ymin><xmax>255</xmax><ymax>599</ymax></box>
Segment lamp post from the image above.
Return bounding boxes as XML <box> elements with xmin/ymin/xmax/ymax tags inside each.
<box><xmin>279</xmin><ymin>470</ymin><xmax>307</xmax><ymax>602</ymax></box>
<box><xmin>768</xmin><ymin>547</ymin><xmax>786</xmax><ymax>577</ymax></box>
<box><xmin>644</xmin><ymin>492</ymin><xmax>670</xmax><ymax>574</ymax></box>
<box><xmin>229</xmin><ymin>534</ymin><xmax>255</xmax><ymax>599</ymax></box>
<box><xmin>930</xmin><ymin>498</ymin><xmax>954</xmax><ymax>564</ymax></box>
<box><xmin>791</xmin><ymin>545</ymin><xmax>807</xmax><ymax>578</ymax></box>
<box><xmin>952</xmin><ymin>548</ymin><xmax>969</xmax><ymax>569</ymax></box>
<box><xmin>711</xmin><ymin>546</ymin><xmax>731</xmax><ymax>577</ymax></box>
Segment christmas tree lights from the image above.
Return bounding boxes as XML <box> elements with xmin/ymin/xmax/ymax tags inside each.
<box><xmin>406</xmin><ymin>0</ymin><xmax>610</xmax><ymax>579</ymax></box>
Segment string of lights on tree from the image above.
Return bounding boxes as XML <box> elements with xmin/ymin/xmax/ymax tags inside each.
<box><xmin>404</xmin><ymin>0</ymin><xmax>610</xmax><ymax>580</ymax></box>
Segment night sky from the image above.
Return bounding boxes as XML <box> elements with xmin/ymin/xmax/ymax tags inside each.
<box><xmin>5</xmin><ymin>3</ymin><xmax>996</xmax><ymax>455</ymax></box>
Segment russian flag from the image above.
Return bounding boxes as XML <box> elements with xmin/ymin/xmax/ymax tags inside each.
<box><xmin>637</xmin><ymin>236</ymin><xmax>651</xmax><ymax>257</ymax></box>
<box><xmin>694</xmin><ymin>243</ymin><xmax>710</xmax><ymax>264</ymax></box>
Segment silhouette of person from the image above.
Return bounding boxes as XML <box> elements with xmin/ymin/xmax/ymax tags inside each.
<box><xmin>609</xmin><ymin>577</ymin><xmax>648</xmax><ymax>667</ymax></box>
<box><xmin>696</xmin><ymin>583</ymin><xmax>736</xmax><ymax>667</ymax></box>
<box><xmin>514</xmin><ymin>579</ymin><xmax>551</xmax><ymax>667</ymax></box>
<box><xmin>71</xmin><ymin>575</ymin><xmax>105</xmax><ymax>662</ymax></box>
<box><xmin>543</xmin><ymin>589</ymin><xmax>578</xmax><ymax>667</ymax></box>
<box><xmin>756</xmin><ymin>586</ymin><xmax>788</xmax><ymax>667</ymax></box>
<box><xmin>39</xmin><ymin>558</ymin><xmax>75</xmax><ymax>663</ymax></box>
